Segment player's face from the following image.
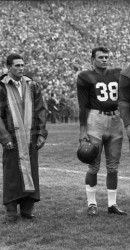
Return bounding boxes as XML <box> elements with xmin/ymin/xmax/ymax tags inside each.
<box><xmin>8</xmin><ymin>59</ymin><xmax>24</xmax><ymax>80</ymax></box>
<box><xmin>93</xmin><ymin>51</ymin><xmax>109</xmax><ymax>69</ymax></box>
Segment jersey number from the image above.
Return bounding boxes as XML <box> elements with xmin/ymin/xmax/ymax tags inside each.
<box><xmin>96</xmin><ymin>82</ymin><xmax>118</xmax><ymax>101</ymax></box>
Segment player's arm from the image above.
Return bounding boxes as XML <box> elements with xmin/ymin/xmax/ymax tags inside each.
<box><xmin>77</xmin><ymin>72</ymin><xmax>90</xmax><ymax>143</ymax></box>
<box><xmin>118</xmin><ymin>74</ymin><xmax>130</xmax><ymax>140</ymax></box>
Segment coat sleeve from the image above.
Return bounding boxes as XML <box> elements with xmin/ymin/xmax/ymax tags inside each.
<box><xmin>118</xmin><ymin>75</ymin><xmax>130</xmax><ymax>127</ymax></box>
<box><xmin>34</xmin><ymin>83</ymin><xmax>48</xmax><ymax>139</ymax></box>
<box><xmin>0</xmin><ymin>86</ymin><xmax>12</xmax><ymax>146</ymax></box>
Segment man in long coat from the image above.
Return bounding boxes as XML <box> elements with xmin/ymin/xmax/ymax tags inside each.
<box><xmin>0</xmin><ymin>53</ymin><xmax>48</xmax><ymax>222</ymax></box>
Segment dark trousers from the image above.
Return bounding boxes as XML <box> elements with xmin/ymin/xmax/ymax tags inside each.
<box><xmin>5</xmin><ymin>197</ymin><xmax>34</xmax><ymax>216</ymax></box>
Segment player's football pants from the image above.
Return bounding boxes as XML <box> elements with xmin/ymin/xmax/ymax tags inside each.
<box><xmin>86</xmin><ymin>109</ymin><xmax>123</xmax><ymax>174</ymax></box>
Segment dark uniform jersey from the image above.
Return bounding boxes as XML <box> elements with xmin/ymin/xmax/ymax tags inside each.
<box><xmin>119</xmin><ymin>65</ymin><xmax>130</xmax><ymax>127</ymax></box>
<box><xmin>77</xmin><ymin>68</ymin><xmax>121</xmax><ymax>126</ymax></box>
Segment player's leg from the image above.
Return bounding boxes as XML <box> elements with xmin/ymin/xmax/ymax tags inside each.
<box><xmin>85</xmin><ymin>146</ymin><xmax>102</xmax><ymax>215</ymax></box>
<box><xmin>85</xmin><ymin>110</ymin><xmax>103</xmax><ymax>215</ymax></box>
<box><xmin>104</xmin><ymin>116</ymin><xmax>126</xmax><ymax>215</ymax></box>
<box><xmin>85</xmin><ymin>136</ymin><xmax>102</xmax><ymax>202</ymax></box>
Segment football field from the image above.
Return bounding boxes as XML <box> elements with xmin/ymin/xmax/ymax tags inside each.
<box><xmin>0</xmin><ymin>123</ymin><xmax>130</xmax><ymax>250</ymax></box>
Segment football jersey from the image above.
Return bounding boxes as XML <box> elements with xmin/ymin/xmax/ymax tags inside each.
<box><xmin>119</xmin><ymin>65</ymin><xmax>130</xmax><ymax>127</ymax></box>
<box><xmin>77</xmin><ymin>68</ymin><xmax>121</xmax><ymax>125</ymax></box>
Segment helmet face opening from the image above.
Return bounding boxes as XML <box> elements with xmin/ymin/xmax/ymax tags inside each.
<box><xmin>77</xmin><ymin>141</ymin><xmax>99</xmax><ymax>164</ymax></box>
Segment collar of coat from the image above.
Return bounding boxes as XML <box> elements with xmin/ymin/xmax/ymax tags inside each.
<box><xmin>1</xmin><ymin>74</ymin><xmax>32</xmax><ymax>85</ymax></box>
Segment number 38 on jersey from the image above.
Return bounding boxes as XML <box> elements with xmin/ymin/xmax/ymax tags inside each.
<box><xmin>96</xmin><ymin>82</ymin><xmax>118</xmax><ymax>102</ymax></box>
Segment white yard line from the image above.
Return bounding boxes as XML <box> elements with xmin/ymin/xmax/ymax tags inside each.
<box><xmin>0</xmin><ymin>164</ymin><xmax>130</xmax><ymax>185</ymax></box>
<box><xmin>39</xmin><ymin>167</ymin><xmax>130</xmax><ymax>181</ymax></box>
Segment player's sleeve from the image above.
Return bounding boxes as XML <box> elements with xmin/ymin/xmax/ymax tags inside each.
<box><xmin>118</xmin><ymin>75</ymin><xmax>130</xmax><ymax>127</ymax></box>
<box><xmin>77</xmin><ymin>72</ymin><xmax>90</xmax><ymax>126</ymax></box>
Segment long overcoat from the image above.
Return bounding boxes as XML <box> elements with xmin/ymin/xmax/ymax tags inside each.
<box><xmin>0</xmin><ymin>74</ymin><xmax>48</xmax><ymax>205</ymax></box>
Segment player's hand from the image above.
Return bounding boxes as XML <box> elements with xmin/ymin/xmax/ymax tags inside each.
<box><xmin>37</xmin><ymin>135</ymin><xmax>46</xmax><ymax>150</ymax></box>
<box><xmin>4</xmin><ymin>142</ymin><xmax>14</xmax><ymax>150</ymax></box>
<box><xmin>125</xmin><ymin>125</ymin><xmax>130</xmax><ymax>140</ymax></box>
<box><xmin>79</xmin><ymin>132</ymin><xmax>90</xmax><ymax>145</ymax></box>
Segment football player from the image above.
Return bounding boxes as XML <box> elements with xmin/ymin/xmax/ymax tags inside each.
<box><xmin>119</xmin><ymin>65</ymin><xmax>130</xmax><ymax>148</ymax></box>
<box><xmin>77</xmin><ymin>46</ymin><xmax>127</xmax><ymax>216</ymax></box>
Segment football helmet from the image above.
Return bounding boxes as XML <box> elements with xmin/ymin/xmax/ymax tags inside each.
<box><xmin>77</xmin><ymin>141</ymin><xmax>99</xmax><ymax>164</ymax></box>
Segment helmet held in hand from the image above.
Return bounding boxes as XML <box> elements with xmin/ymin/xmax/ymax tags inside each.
<box><xmin>77</xmin><ymin>141</ymin><xmax>99</xmax><ymax>164</ymax></box>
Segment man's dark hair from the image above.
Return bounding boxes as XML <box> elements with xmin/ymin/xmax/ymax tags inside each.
<box><xmin>91</xmin><ymin>46</ymin><xmax>109</xmax><ymax>59</ymax></box>
<box><xmin>6</xmin><ymin>53</ymin><xmax>23</xmax><ymax>66</ymax></box>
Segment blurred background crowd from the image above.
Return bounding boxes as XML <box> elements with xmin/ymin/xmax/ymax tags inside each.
<box><xmin>0</xmin><ymin>0</ymin><xmax>130</xmax><ymax>122</ymax></box>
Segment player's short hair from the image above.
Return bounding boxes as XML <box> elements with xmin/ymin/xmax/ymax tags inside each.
<box><xmin>91</xmin><ymin>47</ymin><xmax>109</xmax><ymax>59</ymax></box>
<box><xmin>6</xmin><ymin>53</ymin><xmax>23</xmax><ymax>66</ymax></box>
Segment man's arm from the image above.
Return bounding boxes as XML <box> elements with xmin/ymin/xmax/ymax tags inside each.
<box><xmin>0</xmin><ymin>86</ymin><xmax>13</xmax><ymax>147</ymax></box>
<box><xmin>34</xmin><ymin>83</ymin><xmax>48</xmax><ymax>141</ymax></box>
<box><xmin>77</xmin><ymin>72</ymin><xmax>90</xmax><ymax>143</ymax></box>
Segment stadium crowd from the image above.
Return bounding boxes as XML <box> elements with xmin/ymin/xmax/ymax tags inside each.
<box><xmin>0</xmin><ymin>0</ymin><xmax>130</xmax><ymax>121</ymax></box>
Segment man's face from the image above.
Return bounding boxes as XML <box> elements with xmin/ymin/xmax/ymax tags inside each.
<box><xmin>93</xmin><ymin>51</ymin><xmax>109</xmax><ymax>69</ymax></box>
<box><xmin>8</xmin><ymin>59</ymin><xmax>24</xmax><ymax>79</ymax></box>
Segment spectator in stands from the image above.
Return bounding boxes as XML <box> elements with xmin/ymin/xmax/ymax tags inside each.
<box><xmin>73</xmin><ymin>97</ymin><xmax>79</xmax><ymax>123</ymax></box>
<box><xmin>47</xmin><ymin>92</ymin><xmax>59</xmax><ymax>123</ymax></box>
<box><xmin>0</xmin><ymin>0</ymin><xmax>130</xmax><ymax>103</ymax></box>
<box><xmin>59</xmin><ymin>92</ymin><xmax>70</xmax><ymax>123</ymax></box>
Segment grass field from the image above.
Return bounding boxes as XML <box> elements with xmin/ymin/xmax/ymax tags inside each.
<box><xmin>0</xmin><ymin>122</ymin><xmax>130</xmax><ymax>250</ymax></box>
